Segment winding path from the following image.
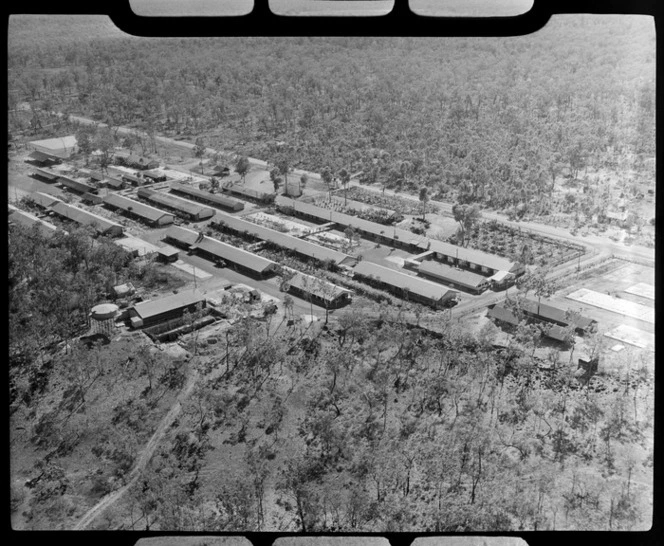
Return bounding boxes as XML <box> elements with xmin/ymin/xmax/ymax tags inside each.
<box><xmin>73</xmin><ymin>368</ymin><xmax>199</xmax><ymax>530</ymax></box>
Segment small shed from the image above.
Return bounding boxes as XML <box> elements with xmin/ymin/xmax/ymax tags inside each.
<box><xmin>157</xmin><ymin>246</ymin><xmax>180</xmax><ymax>263</ymax></box>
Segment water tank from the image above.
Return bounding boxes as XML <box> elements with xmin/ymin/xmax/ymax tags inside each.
<box><xmin>90</xmin><ymin>303</ymin><xmax>119</xmax><ymax>337</ymax></box>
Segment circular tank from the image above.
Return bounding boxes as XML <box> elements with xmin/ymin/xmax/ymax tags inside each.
<box><xmin>90</xmin><ymin>303</ymin><xmax>119</xmax><ymax>321</ymax></box>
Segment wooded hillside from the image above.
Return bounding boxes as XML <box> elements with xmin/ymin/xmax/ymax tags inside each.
<box><xmin>8</xmin><ymin>16</ymin><xmax>655</xmax><ymax>217</ymax></box>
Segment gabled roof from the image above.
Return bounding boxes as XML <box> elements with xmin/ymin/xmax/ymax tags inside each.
<box><xmin>418</xmin><ymin>260</ymin><xmax>490</xmax><ymax>289</ymax></box>
<box><xmin>515</xmin><ymin>298</ymin><xmax>596</xmax><ymax>330</ymax></box>
<box><xmin>32</xmin><ymin>167</ymin><xmax>59</xmax><ymax>181</ymax></box>
<box><xmin>58</xmin><ymin>174</ymin><xmax>96</xmax><ymax>194</ymax></box>
<box><xmin>106</xmin><ymin>178</ymin><xmax>124</xmax><ymax>189</ymax></box>
<box><xmin>288</xmin><ymin>272</ymin><xmax>351</xmax><ymax>303</ymax></box>
<box><xmin>222</xmin><ymin>184</ymin><xmax>273</xmax><ymax>200</ymax></box>
<box><xmin>490</xmin><ymin>298</ymin><xmax>595</xmax><ymax>332</ymax></box>
<box><xmin>28</xmin><ymin>191</ymin><xmax>63</xmax><ymax>209</ymax></box>
<box><xmin>277</xmin><ymin>197</ymin><xmax>427</xmax><ymax>248</ymax></box>
<box><xmin>8</xmin><ymin>207</ymin><xmax>59</xmax><ymax>237</ymax></box>
<box><xmin>163</xmin><ymin>225</ymin><xmax>202</xmax><ymax>247</ymax></box>
<box><xmin>353</xmin><ymin>261</ymin><xmax>456</xmax><ymax>302</ymax></box>
<box><xmin>103</xmin><ymin>193</ymin><xmax>175</xmax><ymax>224</ymax></box>
<box><xmin>427</xmin><ymin>239</ymin><xmax>518</xmax><ymax>273</ymax></box>
<box><xmin>28</xmin><ymin>150</ymin><xmax>60</xmax><ymax>163</ymax></box>
<box><xmin>29</xmin><ymin>135</ymin><xmax>77</xmax><ymax>158</ymax></box>
<box><xmin>487</xmin><ymin>305</ymin><xmax>520</xmax><ymax>326</ymax></box>
<box><xmin>195</xmin><ymin>236</ymin><xmax>277</xmax><ymax>274</ymax></box>
<box><xmin>212</xmin><ymin>212</ymin><xmax>351</xmax><ymax>265</ymax></box>
<box><xmin>50</xmin><ymin>202</ymin><xmax>123</xmax><ymax>235</ymax></box>
<box><xmin>133</xmin><ymin>289</ymin><xmax>205</xmax><ymax>320</ymax></box>
<box><xmin>170</xmin><ymin>183</ymin><xmax>244</xmax><ymax>211</ymax></box>
<box><xmin>138</xmin><ymin>188</ymin><xmax>215</xmax><ymax>220</ymax></box>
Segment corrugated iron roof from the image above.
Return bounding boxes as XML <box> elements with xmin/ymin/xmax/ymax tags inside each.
<box><xmin>32</xmin><ymin>167</ymin><xmax>59</xmax><ymax>180</ymax></box>
<box><xmin>163</xmin><ymin>225</ymin><xmax>202</xmax><ymax>247</ymax></box>
<box><xmin>138</xmin><ymin>188</ymin><xmax>215</xmax><ymax>220</ymax></box>
<box><xmin>418</xmin><ymin>260</ymin><xmax>490</xmax><ymax>289</ymax></box>
<box><xmin>195</xmin><ymin>236</ymin><xmax>277</xmax><ymax>274</ymax></box>
<box><xmin>133</xmin><ymin>289</ymin><xmax>205</xmax><ymax>320</ymax></box>
<box><xmin>28</xmin><ymin>191</ymin><xmax>62</xmax><ymax>209</ymax></box>
<box><xmin>8</xmin><ymin>208</ymin><xmax>59</xmax><ymax>236</ymax></box>
<box><xmin>103</xmin><ymin>193</ymin><xmax>175</xmax><ymax>224</ymax></box>
<box><xmin>278</xmin><ymin>196</ymin><xmax>427</xmax><ymax>249</ymax></box>
<box><xmin>353</xmin><ymin>261</ymin><xmax>456</xmax><ymax>302</ymax></box>
<box><xmin>50</xmin><ymin>202</ymin><xmax>123</xmax><ymax>235</ymax></box>
<box><xmin>212</xmin><ymin>212</ymin><xmax>351</xmax><ymax>265</ymax></box>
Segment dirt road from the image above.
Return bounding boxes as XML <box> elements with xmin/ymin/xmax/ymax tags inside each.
<box><xmin>72</xmin><ymin>367</ymin><xmax>200</xmax><ymax>530</ymax></box>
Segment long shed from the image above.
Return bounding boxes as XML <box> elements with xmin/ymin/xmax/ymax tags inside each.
<box><xmin>418</xmin><ymin>260</ymin><xmax>491</xmax><ymax>294</ymax></box>
<box><xmin>138</xmin><ymin>187</ymin><xmax>215</xmax><ymax>221</ymax></box>
<box><xmin>211</xmin><ymin>212</ymin><xmax>351</xmax><ymax>265</ymax></box>
<box><xmin>49</xmin><ymin>202</ymin><xmax>124</xmax><ymax>237</ymax></box>
<box><xmin>353</xmin><ymin>261</ymin><xmax>457</xmax><ymax>308</ymax></box>
<box><xmin>193</xmin><ymin>236</ymin><xmax>278</xmax><ymax>278</ymax></box>
<box><xmin>8</xmin><ymin>207</ymin><xmax>60</xmax><ymax>237</ymax></box>
<box><xmin>103</xmin><ymin>193</ymin><xmax>175</xmax><ymax>226</ymax></box>
<box><xmin>130</xmin><ymin>289</ymin><xmax>206</xmax><ymax>329</ymax></box>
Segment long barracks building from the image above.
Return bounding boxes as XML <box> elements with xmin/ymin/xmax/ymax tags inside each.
<box><xmin>162</xmin><ymin>225</ymin><xmax>278</xmax><ymax>278</ymax></box>
<box><xmin>277</xmin><ymin>197</ymin><xmax>524</xmax><ymax>283</ymax></box>
<box><xmin>211</xmin><ymin>212</ymin><xmax>352</xmax><ymax>266</ymax></box>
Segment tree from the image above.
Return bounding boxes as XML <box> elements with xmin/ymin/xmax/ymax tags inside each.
<box><xmin>299</xmin><ymin>173</ymin><xmax>309</xmax><ymax>194</ymax></box>
<box><xmin>321</xmin><ymin>167</ymin><xmax>334</xmax><ymax>199</ymax></box>
<box><xmin>193</xmin><ymin>137</ymin><xmax>206</xmax><ymax>159</ymax></box>
<box><xmin>270</xmin><ymin>168</ymin><xmax>283</xmax><ymax>194</ymax></box>
<box><xmin>209</xmin><ymin>177</ymin><xmax>220</xmax><ymax>193</ymax></box>
<box><xmin>275</xmin><ymin>154</ymin><xmax>292</xmax><ymax>196</ymax></box>
<box><xmin>516</xmin><ymin>267</ymin><xmax>557</xmax><ymax>317</ymax></box>
<box><xmin>235</xmin><ymin>156</ymin><xmax>250</xmax><ymax>183</ymax></box>
<box><xmin>339</xmin><ymin>168</ymin><xmax>351</xmax><ymax>206</ymax></box>
<box><xmin>452</xmin><ymin>203</ymin><xmax>482</xmax><ymax>247</ymax></box>
<box><xmin>95</xmin><ymin>127</ymin><xmax>115</xmax><ymax>174</ymax></box>
<box><xmin>419</xmin><ymin>186</ymin><xmax>429</xmax><ymax>220</ymax></box>
<box><xmin>75</xmin><ymin>126</ymin><xmax>95</xmax><ymax>166</ymax></box>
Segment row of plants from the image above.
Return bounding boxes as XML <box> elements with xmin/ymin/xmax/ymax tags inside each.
<box><xmin>450</xmin><ymin>221</ymin><xmax>584</xmax><ymax>268</ymax></box>
<box><xmin>335</xmin><ymin>187</ymin><xmax>441</xmax><ymax>217</ymax></box>
<box><xmin>312</xmin><ymin>197</ymin><xmax>401</xmax><ymax>226</ymax></box>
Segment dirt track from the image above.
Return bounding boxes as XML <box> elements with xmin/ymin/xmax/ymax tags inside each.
<box><xmin>72</xmin><ymin>368</ymin><xmax>200</xmax><ymax>530</ymax></box>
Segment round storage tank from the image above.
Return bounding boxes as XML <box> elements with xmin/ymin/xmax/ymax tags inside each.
<box><xmin>91</xmin><ymin>303</ymin><xmax>119</xmax><ymax>321</ymax></box>
<box><xmin>90</xmin><ymin>303</ymin><xmax>120</xmax><ymax>337</ymax></box>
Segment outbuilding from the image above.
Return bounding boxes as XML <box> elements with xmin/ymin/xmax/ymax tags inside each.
<box><xmin>129</xmin><ymin>289</ymin><xmax>206</xmax><ymax>329</ymax></box>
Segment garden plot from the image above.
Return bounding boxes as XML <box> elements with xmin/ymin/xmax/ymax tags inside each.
<box><xmin>245</xmin><ymin>211</ymin><xmax>313</xmax><ymax>236</ymax></box>
<box><xmin>307</xmin><ymin>231</ymin><xmax>349</xmax><ymax>251</ymax></box>
<box><xmin>624</xmin><ymin>282</ymin><xmax>655</xmax><ymax>300</ymax></box>
<box><xmin>567</xmin><ymin>288</ymin><xmax>654</xmax><ymax>324</ymax></box>
<box><xmin>604</xmin><ymin>324</ymin><xmax>655</xmax><ymax>351</ymax></box>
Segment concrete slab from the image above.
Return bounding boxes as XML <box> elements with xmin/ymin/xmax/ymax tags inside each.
<box><xmin>604</xmin><ymin>324</ymin><xmax>655</xmax><ymax>351</ymax></box>
<box><xmin>625</xmin><ymin>282</ymin><xmax>655</xmax><ymax>300</ymax></box>
<box><xmin>567</xmin><ymin>288</ymin><xmax>654</xmax><ymax>324</ymax></box>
